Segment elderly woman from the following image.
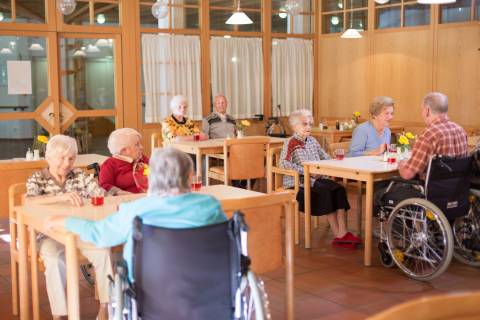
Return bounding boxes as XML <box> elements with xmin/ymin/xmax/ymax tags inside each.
<box><xmin>25</xmin><ymin>135</ymin><xmax>111</xmax><ymax>320</ymax></box>
<box><xmin>100</xmin><ymin>128</ymin><xmax>149</xmax><ymax>194</ymax></box>
<box><xmin>281</xmin><ymin>110</ymin><xmax>359</xmax><ymax>248</ymax></box>
<box><xmin>161</xmin><ymin>95</ymin><xmax>208</xmax><ymax>142</ymax></box>
<box><xmin>45</xmin><ymin>147</ymin><xmax>227</xmax><ymax>281</ymax></box>
<box><xmin>348</xmin><ymin>96</ymin><xmax>395</xmax><ymax>157</ymax></box>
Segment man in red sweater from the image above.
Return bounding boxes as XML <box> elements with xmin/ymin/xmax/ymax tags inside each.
<box><xmin>100</xmin><ymin>128</ymin><xmax>149</xmax><ymax>194</ymax></box>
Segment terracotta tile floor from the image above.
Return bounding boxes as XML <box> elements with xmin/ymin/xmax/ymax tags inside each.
<box><xmin>0</xmin><ymin>191</ymin><xmax>478</xmax><ymax>319</ymax></box>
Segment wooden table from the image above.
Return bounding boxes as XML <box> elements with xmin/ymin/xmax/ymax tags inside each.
<box><xmin>0</xmin><ymin>154</ymin><xmax>108</xmax><ymax>219</ymax></box>
<box><xmin>311</xmin><ymin>125</ymin><xmax>405</xmax><ymax>149</ymax></box>
<box><xmin>16</xmin><ymin>185</ymin><xmax>295</xmax><ymax>320</ymax></box>
<box><xmin>163</xmin><ymin>136</ymin><xmax>286</xmax><ymax>179</ymax></box>
<box><xmin>303</xmin><ymin>156</ymin><xmax>398</xmax><ymax>266</ymax></box>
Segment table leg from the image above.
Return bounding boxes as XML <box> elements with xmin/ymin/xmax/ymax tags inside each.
<box><xmin>196</xmin><ymin>150</ymin><xmax>202</xmax><ymax>181</ymax></box>
<box><xmin>304</xmin><ymin>165</ymin><xmax>312</xmax><ymax>249</ymax></box>
<box><xmin>356</xmin><ymin>181</ymin><xmax>363</xmax><ymax>236</ymax></box>
<box><xmin>364</xmin><ymin>176</ymin><xmax>374</xmax><ymax>266</ymax></box>
<box><xmin>285</xmin><ymin>202</ymin><xmax>295</xmax><ymax>320</ymax></box>
<box><xmin>66</xmin><ymin>235</ymin><xmax>80</xmax><ymax>320</ymax></box>
<box><xmin>17</xmin><ymin>212</ymin><xmax>30</xmax><ymax>320</ymax></box>
<box><xmin>29</xmin><ymin>228</ymin><xmax>40</xmax><ymax>320</ymax></box>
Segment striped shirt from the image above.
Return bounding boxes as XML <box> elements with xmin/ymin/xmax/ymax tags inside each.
<box><xmin>403</xmin><ymin>115</ymin><xmax>468</xmax><ymax>177</ymax></box>
<box><xmin>280</xmin><ymin>134</ymin><xmax>330</xmax><ymax>188</ymax></box>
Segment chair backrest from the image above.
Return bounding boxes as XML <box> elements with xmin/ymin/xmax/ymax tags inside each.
<box><xmin>267</xmin><ymin>146</ymin><xmax>282</xmax><ymax>192</ymax></box>
<box><xmin>9</xmin><ymin>183</ymin><xmax>26</xmax><ymax>222</ymax></box>
<box><xmin>367</xmin><ymin>291</ymin><xmax>480</xmax><ymax>320</ymax></box>
<box><xmin>150</xmin><ymin>132</ymin><xmax>162</xmax><ymax>152</ymax></box>
<box><xmin>132</xmin><ymin>213</ymin><xmax>243</xmax><ymax>319</ymax></box>
<box><xmin>328</xmin><ymin>141</ymin><xmax>350</xmax><ymax>158</ymax></box>
<box><xmin>224</xmin><ymin>137</ymin><xmax>270</xmax><ymax>180</ymax></box>
<box><xmin>425</xmin><ymin>155</ymin><xmax>473</xmax><ymax>220</ymax></box>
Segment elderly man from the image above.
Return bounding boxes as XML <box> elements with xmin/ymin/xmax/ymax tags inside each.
<box><xmin>376</xmin><ymin>92</ymin><xmax>468</xmax><ymax>211</ymax></box>
<box><xmin>202</xmin><ymin>95</ymin><xmax>236</xmax><ymax>139</ymax></box>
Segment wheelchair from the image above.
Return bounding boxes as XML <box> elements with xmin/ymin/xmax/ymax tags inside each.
<box><xmin>377</xmin><ymin>154</ymin><xmax>478</xmax><ymax>281</ymax></box>
<box><xmin>108</xmin><ymin>211</ymin><xmax>270</xmax><ymax>320</ymax></box>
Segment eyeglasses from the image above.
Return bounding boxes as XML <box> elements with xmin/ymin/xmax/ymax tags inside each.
<box><xmin>301</xmin><ymin>122</ymin><xmax>313</xmax><ymax>127</ymax></box>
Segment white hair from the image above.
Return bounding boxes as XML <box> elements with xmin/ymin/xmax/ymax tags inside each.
<box><xmin>107</xmin><ymin>128</ymin><xmax>142</xmax><ymax>155</ymax></box>
<box><xmin>148</xmin><ymin>147</ymin><xmax>193</xmax><ymax>196</ymax></box>
<box><xmin>423</xmin><ymin>92</ymin><xmax>448</xmax><ymax>114</ymax></box>
<box><xmin>45</xmin><ymin>135</ymin><xmax>78</xmax><ymax>160</ymax></box>
<box><xmin>169</xmin><ymin>95</ymin><xmax>188</xmax><ymax>116</ymax></box>
<box><xmin>289</xmin><ymin>109</ymin><xmax>313</xmax><ymax>128</ymax></box>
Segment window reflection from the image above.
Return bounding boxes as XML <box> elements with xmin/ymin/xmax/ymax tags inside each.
<box><xmin>63</xmin><ymin>117</ymin><xmax>115</xmax><ymax>155</ymax></box>
<box><xmin>440</xmin><ymin>0</ymin><xmax>471</xmax><ymax>23</ymax></box>
<box><xmin>0</xmin><ymin>119</ymin><xmax>46</xmax><ymax>160</ymax></box>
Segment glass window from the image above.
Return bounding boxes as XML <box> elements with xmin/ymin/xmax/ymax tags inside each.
<box><xmin>63</xmin><ymin>117</ymin><xmax>115</xmax><ymax>155</ymax></box>
<box><xmin>171</xmin><ymin>7</ymin><xmax>199</xmax><ymax>29</ymax></box>
<box><xmin>347</xmin><ymin>10</ymin><xmax>367</xmax><ymax>30</ymax></box>
<box><xmin>323</xmin><ymin>0</ymin><xmax>344</xmax><ymax>12</ymax></box>
<box><xmin>440</xmin><ymin>0</ymin><xmax>471</xmax><ymax>23</ymax></box>
<box><xmin>0</xmin><ymin>1</ymin><xmax>12</xmax><ymax>23</ymax></box>
<box><xmin>272</xmin><ymin>13</ymin><xmax>289</xmax><ymax>33</ymax></box>
<box><xmin>210</xmin><ymin>9</ymin><xmax>235</xmax><ymax>31</ymax></box>
<box><xmin>140</xmin><ymin>5</ymin><xmax>161</xmax><ymax>28</ymax></box>
<box><xmin>0</xmin><ymin>36</ymin><xmax>48</xmax><ymax>112</ymax></box>
<box><xmin>376</xmin><ymin>7</ymin><xmax>401</xmax><ymax>29</ymax></box>
<box><xmin>59</xmin><ymin>38</ymin><xmax>116</xmax><ymax>110</ymax></box>
<box><xmin>94</xmin><ymin>2</ymin><xmax>120</xmax><ymax>26</ymax></box>
<box><xmin>63</xmin><ymin>1</ymin><xmax>91</xmax><ymax>25</ymax></box>
<box><xmin>292</xmin><ymin>15</ymin><xmax>314</xmax><ymax>34</ymax></box>
<box><xmin>476</xmin><ymin>1</ymin><xmax>480</xmax><ymax>20</ymax></box>
<box><xmin>172</xmin><ymin>0</ymin><xmax>199</xmax><ymax>4</ymax></box>
<box><xmin>404</xmin><ymin>4</ymin><xmax>430</xmax><ymax>27</ymax></box>
<box><xmin>238</xmin><ymin>11</ymin><xmax>261</xmax><ymax>32</ymax></box>
<box><xmin>15</xmin><ymin>0</ymin><xmax>45</xmax><ymax>24</ymax></box>
<box><xmin>347</xmin><ymin>0</ymin><xmax>368</xmax><ymax>10</ymax></box>
<box><xmin>322</xmin><ymin>14</ymin><xmax>344</xmax><ymax>33</ymax></box>
<box><xmin>0</xmin><ymin>119</ymin><xmax>47</xmax><ymax>160</ymax></box>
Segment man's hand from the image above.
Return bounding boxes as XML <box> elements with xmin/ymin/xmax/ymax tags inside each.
<box><xmin>61</xmin><ymin>192</ymin><xmax>84</xmax><ymax>207</ymax></box>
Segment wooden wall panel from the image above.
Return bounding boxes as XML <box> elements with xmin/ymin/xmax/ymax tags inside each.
<box><xmin>372</xmin><ymin>29</ymin><xmax>434</xmax><ymax>123</ymax></box>
<box><xmin>436</xmin><ymin>25</ymin><xmax>480</xmax><ymax>128</ymax></box>
<box><xmin>318</xmin><ymin>36</ymin><xmax>370</xmax><ymax>121</ymax></box>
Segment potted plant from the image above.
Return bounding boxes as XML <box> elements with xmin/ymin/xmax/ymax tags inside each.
<box><xmin>236</xmin><ymin>120</ymin><xmax>251</xmax><ymax>138</ymax></box>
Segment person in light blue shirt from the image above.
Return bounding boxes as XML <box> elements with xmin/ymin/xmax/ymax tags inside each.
<box><xmin>45</xmin><ymin>147</ymin><xmax>227</xmax><ymax>281</ymax></box>
<box><xmin>348</xmin><ymin>96</ymin><xmax>395</xmax><ymax>157</ymax></box>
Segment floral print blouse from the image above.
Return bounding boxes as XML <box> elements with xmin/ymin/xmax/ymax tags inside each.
<box><xmin>161</xmin><ymin>114</ymin><xmax>200</xmax><ymax>142</ymax></box>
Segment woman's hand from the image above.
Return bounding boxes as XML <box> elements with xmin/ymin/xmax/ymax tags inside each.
<box><xmin>366</xmin><ymin>144</ymin><xmax>386</xmax><ymax>156</ymax></box>
<box><xmin>44</xmin><ymin>215</ymin><xmax>68</xmax><ymax>232</ymax></box>
<box><xmin>60</xmin><ymin>192</ymin><xmax>84</xmax><ymax>207</ymax></box>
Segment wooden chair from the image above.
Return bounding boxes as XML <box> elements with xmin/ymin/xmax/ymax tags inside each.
<box><xmin>367</xmin><ymin>291</ymin><xmax>480</xmax><ymax>320</ymax></box>
<box><xmin>207</xmin><ymin>137</ymin><xmax>270</xmax><ymax>189</ymax></box>
<box><xmin>267</xmin><ymin>146</ymin><xmax>300</xmax><ymax>245</ymax></box>
<box><xmin>9</xmin><ymin>183</ymin><xmax>98</xmax><ymax>319</ymax></box>
<box><xmin>151</xmin><ymin>132</ymin><xmax>162</xmax><ymax>153</ymax></box>
<box><xmin>327</xmin><ymin>141</ymin><xmax>363</xmax><ymax>236</ymax></box>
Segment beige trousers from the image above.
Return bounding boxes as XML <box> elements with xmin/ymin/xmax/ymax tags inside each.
<box><xmin>38</xmin><ymin>237</ymin><xmax>113</xmax><ymax>316</ymax></box>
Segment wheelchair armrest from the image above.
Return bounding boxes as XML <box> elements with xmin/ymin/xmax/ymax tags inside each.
<box><xmin>113</xmin><ymin>251</ymin><xmax>128</xmax><ymax>277</ymax></box>
<box><xmin>388</xmin><ymin>176</ymin><xmax>423</xmax><ymax>186</ymax></box>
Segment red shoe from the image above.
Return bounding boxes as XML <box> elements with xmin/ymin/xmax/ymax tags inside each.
<box><xmin>344</xmin><ymin>232</ymin><xmax>362</xmax><ymax>244</ymax></box>
<box><xmin>331</xmin><ymin>240</ymin><xmax>357</xmax><ymax>249</ymax></box>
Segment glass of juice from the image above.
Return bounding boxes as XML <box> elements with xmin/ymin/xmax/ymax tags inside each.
<box><xmin>191</xmin><ymin>175</ymin><xmax>202</xmax><ymax>191</ymax></box>
<box><xmin>334</xmin><ymin>149</ymin><xmax>345</xmax><ymax>160</ymax></box>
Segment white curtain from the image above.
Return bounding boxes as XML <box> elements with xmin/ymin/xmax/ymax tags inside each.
<box><xmin>142</xmin><ymin>34</ymin><xmax>202</xmax><ymax>122</ymax></box>
<box><xmin>210</xmin><ymin>37</ymin><xmax>263</xmax><ymax>118</ymax></box>
<box><xmin>271</xmin><ymin>38</ymin><xmax>313</xmax><ymax>116</ymax></box>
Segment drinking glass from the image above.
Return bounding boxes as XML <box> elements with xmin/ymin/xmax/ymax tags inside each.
<box><xmin>90</xmin><ymin>189</ymin><xmax>105</xmax><ymax>206</ymax></box>
<box><xmin>193</xmin><ymin>133</ymin><xmax>200</xmax><ymax>141</ymax></box>
<box><xmin>191</xmin><ymin>175</ymin><xmax>202</xmax><ymax>191</ymax></box>
<box><xmin>334</xmin><ymin>149</ymin><xmax>345</xmax><ymax>160</ymax></box>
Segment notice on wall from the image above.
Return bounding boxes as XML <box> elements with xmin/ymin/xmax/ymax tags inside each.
<box><xmin>7</xmin><ymin>61</ymin><xmax>32</xmax><ymax>95</ymax></box>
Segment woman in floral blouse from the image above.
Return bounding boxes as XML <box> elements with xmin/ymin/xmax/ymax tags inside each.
<box><xmin>161</xmin><ymin>95</ymin><xmax>208</xmax><ymax>142</ymax></box>
<box><xmin>25</xmin><ymin>134</ymin><xmax>112</xmax><ymax>320</ymax></box>
<box><xmin>280</xmin><ymin>109</ymin><xmax>360</xmax><ymax>249</ymax></box>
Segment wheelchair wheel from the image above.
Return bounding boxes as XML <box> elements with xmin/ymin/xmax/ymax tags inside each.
<box><xmin>386</xmin><ymin>198</ymin><xmax>453</xmax><ymax>281</ymax></box>
<box><xmin>453</xmin><ymin>199</ymin><xmax>480</xmax><ymax>267</ymax></box>
<box><xmin>378</xmin><ymin>241</ymin><xmax>395</xmax><ymax>268</ymax></box>
<box><xmin>239</xmin><ymin>271</ymin><xmax>271</xmax><ymax>320</ymax></box>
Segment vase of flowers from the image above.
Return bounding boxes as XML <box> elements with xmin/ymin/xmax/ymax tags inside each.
<box><xmin>33</xmin><ymin>135</ymin><xmax>49</xmax><ymax>158</ymax></box>
<box><xmin>236</xmin><ymin>120</ymin><xmax>251</xmax><ymax>138</ymax></box>
<box><xmin>397</xmin><ymin>132</ymin><xmax>416</xmax><ymax>158</ymax></box>
<box><xmin>353</xmin><ymin>111</ymin><xmax>361</xmax><ymax>125</ymax></box>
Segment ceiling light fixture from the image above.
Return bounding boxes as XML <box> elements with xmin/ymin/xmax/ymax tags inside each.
<box><xmin>29</xmin><ymin>43</ymin><xmax>44</xmax><ymax>51</ymax></box>
<box><xmin>86</xmin><ymin>44</ymin><xmax>100</xmax><ymax>53</ymax></box>
<box><xmin>57</xmin><ymin>0</ymin><xmax>76</xmax><ymax>15</ymax></box>
<box><xmin>284</xmin><ymin>0</ymin><xmax>302</xmax><ymax>15</ymax></box>
<box><xmin>152</xmin><ymin>0</ymin><xmax>169</xmax><ymax>19</ymax></box>
<box><xmin>341</xmin><ymin>0</ymin><xmax>363</xmax><ymax>39</ymax></box>
<box><xmin>96</xmin><ymin>14</ymin><xmax>106</xmax><ymax>24</ymax></box>
<box><xmin>226</xmin><ymin>0</ymin><xmax>253</xmax><ymax>25</ymax></box>
<box><xmin>374</xmin><ymin>0</ymin><xmax>390</xmax><ymax>4</ymax></box>
<box><xmin>0</xmin><ymin>48</ymin><xmax>13</xmax><ymax>55</ymax></box>
<box><xmin>278</xmin><ymin>11</ymin><xmax>288</xmax><ymax>19</ymax></box>
<box><xmin>0</xmin><ymin>12</ymin><xmax>4</xmax><ymax>22</ymax></box>
<box><xmin>95</xmin><ymin>39</ymin><xmax>110</xmax><ymax>47</ymax></box>
<box><xmin>73</xmin><ymin>50</ymin><xmax>86</xmax><ymax>57</ymax></box>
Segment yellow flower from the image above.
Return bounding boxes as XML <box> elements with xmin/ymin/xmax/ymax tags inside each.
<box><xmin>241</xmin><ymin>120</ymin><xmax>251</xmax><ymax>127</ymax></box>
<box><xmin>405</xmin><ymin>132</ymin><xmax>415</xmax><ymax>140</ymax></box>
<box><xmin>353</xmin><ymin>111</ymin><xmax>361</xmax><ymax>118</ymax></box>
<box><xmin>398</xmin><ymin>135</ymin><xmax>410</xmax><ymax>145</ymax></box>
<box><xmin>37</xmin><ymin>135</ymin><xmax>49</xmax><ymax>144</ymax></box>
<box><xmin>143</xmin><ymin>164</ymin><xmax>150</xmax><ymax>176</ymax></box>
